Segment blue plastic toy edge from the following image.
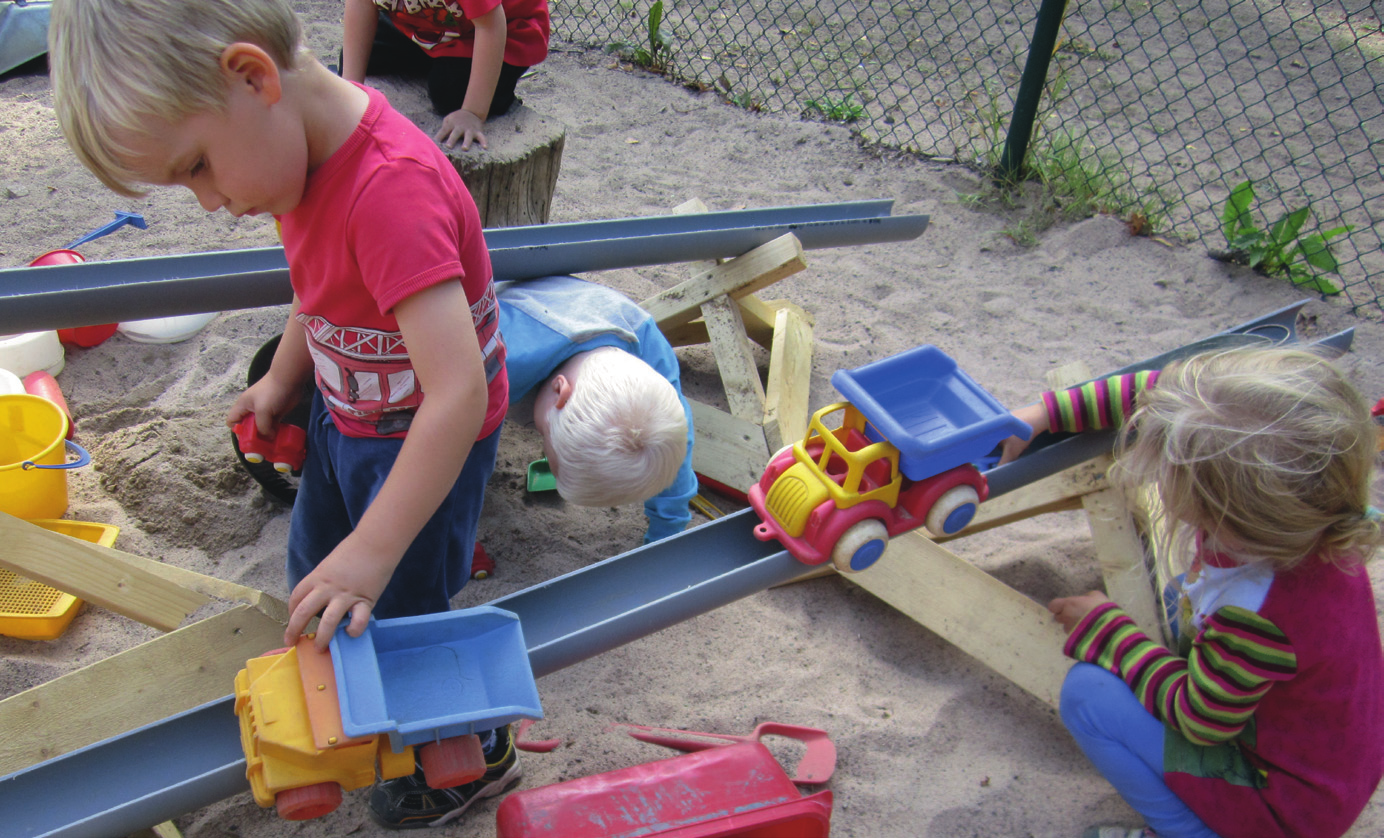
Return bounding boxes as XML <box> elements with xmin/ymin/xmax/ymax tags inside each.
<box><xmin>830</xmin><ymin>345</ymin><xmax>1031</xmax><ymax>477</ymax></box>
<box><xmin>332</xmin><ymin>606</ymin><xmax>543</xmax><ymax>744</ymax></box>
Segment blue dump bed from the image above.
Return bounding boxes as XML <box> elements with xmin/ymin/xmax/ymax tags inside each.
<box><xmin>830</xmin><ymin>345</ymin><xmax>1030</xmax><ymax>481</ymax></box>
<box><xmin>331</xmin><ymin>606</ymin><xmax>543</xmax><ymax>751</ymax></box>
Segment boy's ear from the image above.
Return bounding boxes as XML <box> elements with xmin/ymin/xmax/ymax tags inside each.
<box><xmin>552</xmin><ymin>374</ymin><xmax>574</xmax><ymax>409</ymax></box>
<box><xmin>220</xmin><ymin>43</ymin><xmax>283</xmax><ymax>104</ymax></box>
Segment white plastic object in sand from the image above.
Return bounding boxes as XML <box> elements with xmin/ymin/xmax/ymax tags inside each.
<box><xmin>117</xmin><ymin>312</ymin><xmax>219</xmax><ymax>344</ymax></box>
<box><xmin>0</xmin><ymin>368</ymin><xmax>23</xmax><ymax>396</ymax></box>
<box><xmin>0</xmin><ymin>331</ymin><xmax>64</xmax><ymax>377</ymax></box>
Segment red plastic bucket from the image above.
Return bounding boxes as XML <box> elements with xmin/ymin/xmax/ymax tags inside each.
<box><xmin>28</xmin><ymin>250</ymin><xmax>119</xmax><ymax>347</ymax></box>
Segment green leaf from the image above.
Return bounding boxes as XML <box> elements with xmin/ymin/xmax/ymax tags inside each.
<box><xmin>1221</xmin><ymin>180</ymin><xmax>1256</xmax><ymax>239</ymax></box>
<box><xmin>1297</xmin><ymin>234</ymin><xmax>1341</xmax><ymax>273</ymax></box>
<box><xmin>1318</xmin><ymin>224</ymin><xmax>1354</xmax><ymax>242</ymax></box>
<box><xmin>1267</xmin><ymin>206</ymin><xmax>1310</xmax><ymax>249</ymax></box>
<box><xmin>648</xmin><ymin>0</ymin><xmax>663</xmax><ymax>49</ymax></box>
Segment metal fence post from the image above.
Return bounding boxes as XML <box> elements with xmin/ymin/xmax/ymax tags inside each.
<box><xmin>999</xmin><ymin>0</ymin><xmax>1069</xmax><ymax>181</ymax></box>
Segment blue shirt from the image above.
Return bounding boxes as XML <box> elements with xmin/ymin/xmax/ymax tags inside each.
<box><xmin>497</xmin><ymin>275</ymin><xmax>696</xmax><ymax>543</ymax></box>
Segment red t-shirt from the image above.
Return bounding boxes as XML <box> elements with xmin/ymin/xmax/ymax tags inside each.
<box><xmin>278</xmin><ymin>84</ymin><xmax>507</xmax><ymax>439</ymax></box>
<box><xmin>374</xmin><ymin>0</ymin><xmax>549</xmax><ymax>67</ymax></box>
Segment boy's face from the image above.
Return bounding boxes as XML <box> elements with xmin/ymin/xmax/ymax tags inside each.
<box><xmin>115</xmin><ymin>60</ymin><xmax>308</xmax><ymax>217</ymax></box>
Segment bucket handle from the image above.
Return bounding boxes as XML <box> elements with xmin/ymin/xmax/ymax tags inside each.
<box><xmin>21</xmin><ymin>440</ymin><xmax>91</xmax><ymax>471</ymax></box>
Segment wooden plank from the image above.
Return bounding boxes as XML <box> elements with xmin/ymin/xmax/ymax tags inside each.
<box><xmin>659</xmin><ymin>296</ymin><xmax>786</xmax><ymax>349</ymax></box>
<box><xmin>701</xmin><ymin>295</ymin><xmax>766</xmax><ymax>423</ymax></box>
<box><xmin>0</xmin><ymin>512</ymin><xmax>207</xmax><ymax>632</ymax></box>
<box><xmin>0</xmin><ymin>603</ymin><xmax>286</xmax><ymax>775</ymax></box>
<box><xmin>639</xmin><ymin>234</ymin><xmax>807</xmax><ymax>331</ymax></box>
<box><xmin>941</xmin><ymin>457</ymin><xmax>1111</xmax><ymax>541</ymax></box>
<box><xmin>762</xmin><ymin>304</ymin><xmax>814</xmax><ymax>453</ymax></box>
<box><xmin>1083</xmin><ymin>488</ymin><xmax>1162</xmax><ymax>638</ymax></box>
<box><xmin>847</xmin><ymin>531</ymin><xmax>1073</xmax><ymax>707</ymax></box>
<box><xmin>689</xmin><ymin>400</ymin><xmax>768</xmax><ymax>493</ymax></box>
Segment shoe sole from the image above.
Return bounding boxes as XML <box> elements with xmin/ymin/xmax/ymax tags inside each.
<box><xmin>427</xmin><ymin>764</ymin><xmax>524</xmax><ymax>828</ymax></box>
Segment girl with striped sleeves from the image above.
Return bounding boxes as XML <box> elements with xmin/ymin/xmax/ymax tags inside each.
<box><xmin>1007</xmin><ymin>347</ymin><xmax>1384</xmax><ymax>838</ymax></box>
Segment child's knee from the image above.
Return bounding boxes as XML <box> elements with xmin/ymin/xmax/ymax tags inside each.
<box><xmin>1059</xmin><ymin>662</ymin><xmax>1116</xmax><ymax>729</ymax></box>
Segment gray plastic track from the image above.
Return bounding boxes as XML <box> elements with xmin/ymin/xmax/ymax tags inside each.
<box><xmin>0</xmin><ymin>201</ymin><xmax>928</xmax><ymax>334</ymax></box>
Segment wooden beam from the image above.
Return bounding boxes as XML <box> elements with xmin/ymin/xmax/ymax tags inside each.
<box><xmin>0</xmin><ymin>603</ymin><xmax>286</xmax><ymax>775</ymax></box>
<box><xmin>0</xmin><ymin>512</ymin><xmax>208</xmax><ymax>632</ymax></box>
<box><xmin>639</xmin><ymin>234</ymin><xmax>807</xmax><ymax>332</ymax></box>
<box><xmin>689</xmin><ymin>400</ymin><xmax>769</xmax><ymax>493</ymax></box>
<box><xmin>1083</xmin><ymin>488</ymin><xmax>1162</xmax><ymax>638</ymax></box>
<box><xmin>762</xmin><ymin>304</ymin><xmax>813</xmax><ymax>453</ymax></box>
<box><xmin>701</xmin><ymin>295</ymin><xmax>766</xmax><ymax>423</ymax></box>
<box><xmin>847</xmin><ymin>531</ymin><xmax>1073</xmax><ymax>708</ymax></box>
<box><xmin>941</xmin><ymin>457</ymin><xmax>1111</xmax><ymax>541</ymax></box>
<box><xmin>659</xmin><ymin>296</ymin><xmax>795</xmax><ymax>349</ymax></box>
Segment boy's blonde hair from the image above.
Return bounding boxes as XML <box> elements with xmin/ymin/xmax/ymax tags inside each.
<box><xmin>546</xmin><ymin>348</ymin><xmax>688</xmax><ymax>507</ymax></box>
<box><xmin>48</xmin><ymin>0</ymin><xmax>304</xmax><ymax>196</ymax></box>
<box><xmin>1111</xmin><ymin>345</ymin><xmax>1380</xmax><ymax>571</ymax></box>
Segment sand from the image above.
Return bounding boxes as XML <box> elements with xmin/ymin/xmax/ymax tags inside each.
<box><xmin>1</xmin><ymin>7</ymin><xmax>1383</xmax><ymax>837</ymax></box>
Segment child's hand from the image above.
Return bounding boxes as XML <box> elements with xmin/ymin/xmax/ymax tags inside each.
<box><xmin>1048</xmin><ymin>591</ymin><xmax>1111</xmax><ymax>634</ymax></box>
<box><xmin>286</xmin><ymin>533</ymin><xmax>396</xmax><ymax>650</ymax></box>
<box><xmin>997</xmin><ymin>401</ymin><xmax>1050</xmax><ymax>465</ymax></box>
<box><xmin>435</xmin><ymin>108</ymin><xmax>488</xmax><ymax>151</ymax></box>
<box><xmin>227</xmin><ymin>374</ymin><xmax>301</xmax><ymax>436</ymax></box>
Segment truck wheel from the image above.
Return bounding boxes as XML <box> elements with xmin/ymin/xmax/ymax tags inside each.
<box><xmin>926</xmin><ymin>485</ymin><xmax>980</xmax><ymax>537</ymax></box>
<box><xmin>275</xmin><ymin>782</ymin><xmax>342</xmax><ymax>820</ymax></box>
<box><xmin>421</xmin><ymin>733</ymin><xmax>487</xmax><ymax>788</ymax></box>
<box><xmin>831</xmin><ymin>520</ymin><xmax>889</xmax><ymax>573</ymax></box>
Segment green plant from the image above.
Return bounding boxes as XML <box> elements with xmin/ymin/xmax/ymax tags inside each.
<box><xmin>805</xmin><ymin>94</ymin><xmax>865</xmax><ymax>123</ymax></box>
<box><xmin>1218</xmin><ymin>180</ymin><xmax>1353</xmax><ymax>295</ymax></box>
<box><xmin>605</xmin><ymin>0</ymin><xmax>674</xmax><ymax>73</ymax></box>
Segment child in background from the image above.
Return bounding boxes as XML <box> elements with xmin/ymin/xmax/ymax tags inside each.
<box><xmin>49</xmin><ymin>0</ymin><xmax>516</xmax><ymax>827</ymax></box>
<box><xmin>341</xmin><ymin>0</ymin><xmax>550</xmax><ymax>151</ymax></box>
<box><xmin>1006</xmin><ymin>347</ymin><xmax>1384</xmax><ymax>838</ymax></box>
<box><xmin>499</xmin><ymin>274</ymin><xmax>695</xmax><ymax>544</ymax></box>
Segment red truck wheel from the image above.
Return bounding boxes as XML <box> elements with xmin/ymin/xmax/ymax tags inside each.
<box><xmin>276</xmin><ymin>782</ymin><xmax>342</xmax><ymax>820</ymax></box>
<box><xmin>421</xmin><ymin>734</ymin><xmax>487</xmax><ymax>788</ymax></box>
<box><xmin>831</xmin><ymin>520</ymin><xmax>888</xmax><ymax>573</ymax></box>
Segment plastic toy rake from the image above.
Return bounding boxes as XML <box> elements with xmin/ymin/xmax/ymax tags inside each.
<box><xmin>611</xmin><ymin>721</ymin><xmax>837</xmax><ymax>784</ymax></box>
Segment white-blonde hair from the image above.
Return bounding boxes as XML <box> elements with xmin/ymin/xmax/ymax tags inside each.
<box><xmin>1111</xmin><ymin>345</ymin><xmax>1381</xmax><ymax>572</ymax></box>
<box><xmin>546</xmin><ymin>348</ymin><xmax>688</xmax><ymax>507</ymax></box>
<box><xmin>48</xmin><ymin>0</ymin><xmax>305</xmax><ymax>196</ymax></box>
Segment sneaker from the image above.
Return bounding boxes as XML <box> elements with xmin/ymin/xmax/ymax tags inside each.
<box><xmin>1082</xmin><ymin>828</ymin><xmax>1155</xmax><ymax>838</ymax></box>
<box><xmin>368</xmin><ymin>725</ymin><xmax>521</xmax><ymax>830</ymax></box>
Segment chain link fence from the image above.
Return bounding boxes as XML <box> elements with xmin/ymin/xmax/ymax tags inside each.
<box><xmin>552</xmin><ymin>0</ymin><xmax>1384</xmax><ymax>315</ymax></box>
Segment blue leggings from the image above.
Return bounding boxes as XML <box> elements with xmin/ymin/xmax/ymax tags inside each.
<box><xmin>1060</xmin><ymin>664</ymin><xmax>1221</xmax><ymax>838</ymax></box>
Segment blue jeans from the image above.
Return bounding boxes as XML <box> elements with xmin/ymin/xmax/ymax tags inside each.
<box><xmin>1060</xmin><ymin>663</ymin><xmax>1221</xmax><ymax>838</ymax></box>
<box><xmin>288</xmin><ymin>392</ymin><xmax>501</xmax><ymax>620</ymax></box>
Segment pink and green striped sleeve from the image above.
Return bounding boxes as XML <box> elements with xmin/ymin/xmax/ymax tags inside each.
<box><xmin>1063</xmin><ymin>602</ymin><xmax>1297</xmax><ymax>747</ymax></box>
<box><xmin>1042</xmin><ymin>370</ymin><xmax>1160</xmax><ymax>434</ymax></box>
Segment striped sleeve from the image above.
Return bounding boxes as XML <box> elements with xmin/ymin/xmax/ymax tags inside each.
<box><xmin>1063</xmin><ymin>602</ymin><xmax>1296</xmax><ymax>746</ymax></box>
<box><xmin>1042</xmin><ymin>370</ymin><xmax>1160</xmax><ymax>434</ymax></box>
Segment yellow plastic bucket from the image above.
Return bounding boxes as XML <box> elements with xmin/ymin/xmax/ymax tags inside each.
<box><xmin>0</xmin><ymin>394</ymin><xmax>90</xmax><ymax>519</ymax></box>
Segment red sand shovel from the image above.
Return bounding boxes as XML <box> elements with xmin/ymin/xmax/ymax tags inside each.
<box><xmin>611</xmin><ymin>720</ymin><xmax>837</xmax><ymax>783</ymax></box>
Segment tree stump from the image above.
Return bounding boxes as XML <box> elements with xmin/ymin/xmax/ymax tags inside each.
<box><xmin>367</xmin><ymin>77</ymin><xmax>565</xmax><ymax>229</ymax></box>
<box><xmin>445</xmin><ymin>106</ymin><xmax>565</xmax><ymax>229</ymax></box>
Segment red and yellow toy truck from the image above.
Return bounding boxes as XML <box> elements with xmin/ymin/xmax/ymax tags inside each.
<box><xmin>749</xmin><ymin>345</ymin><xmax>1029</xmax><ymax>573</ymax></box>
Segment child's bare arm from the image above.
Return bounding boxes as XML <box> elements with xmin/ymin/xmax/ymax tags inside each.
<box><xmin>997</xmin><ymin>401</ymin><xmax>1049</xmax><ymax>465</ymax></box>
<box><xmin>286</xmin><ymin>281</ymin><xmax>488</xmax><ymax>648</ymax></box>
<box><xmin>227</xmin><ymin>298</ymin><xmax>314</xmax><ymax>435</ymax></box>
<box><xmin>340</xmin><ymin>0</ymin><xmax>380</xmax><ymax>83</ymax></box>
<box><xmin>435</xmin><ymin>4</ymin><xmax>506</xmax><ymax>150</ymax></box>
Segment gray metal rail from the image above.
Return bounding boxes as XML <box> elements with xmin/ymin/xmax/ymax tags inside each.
<box><xmin>0</xmin><ymin>201</ymin><xmax>928</xmax><ymax>334</ymax></box>
<box><xmin>0</xmin><ymin>301</ymin><xmax>1348</xmax><ymax>837</ymax></box>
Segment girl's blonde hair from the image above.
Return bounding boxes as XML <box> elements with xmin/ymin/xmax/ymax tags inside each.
<box><xmin>1111</xmin><ymin>345</ymin><xmax>1380</xmax><ymax>571</ymax></box>
<box><xmin>546</xmin><ymin>348</ymin><xmax>688</xmax><ymax>508</ymax></box>
<box><xmin>48</xmin><ymin>0</ymin><xmax>304</xmax><ymax>196</ymax></box>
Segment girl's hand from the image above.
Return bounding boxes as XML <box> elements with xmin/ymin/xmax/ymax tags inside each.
<box><xmin>436</xmin><ymin>108</ymin><xmax>487</xmax><ymax>151</ymax></box>
<box><xmin>1048</xmin><ymin>591</ymin><xmax>1110</xmax><ymax>634</ymax></box>
<box><xmin>997</xmin><ymin>401</ymin><xmax>1049</xmax><ymax>465</ymax></box>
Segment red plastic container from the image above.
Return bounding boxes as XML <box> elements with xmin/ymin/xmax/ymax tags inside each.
<box><xmin>28</xmin><ymin>250</ymin><xmax>119</xmax><ymax>347</ymax></box>
<box><xmin>496</xmin><ymin>724</ymin><xmax>834</xmax><ymax>838</ymax></box>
